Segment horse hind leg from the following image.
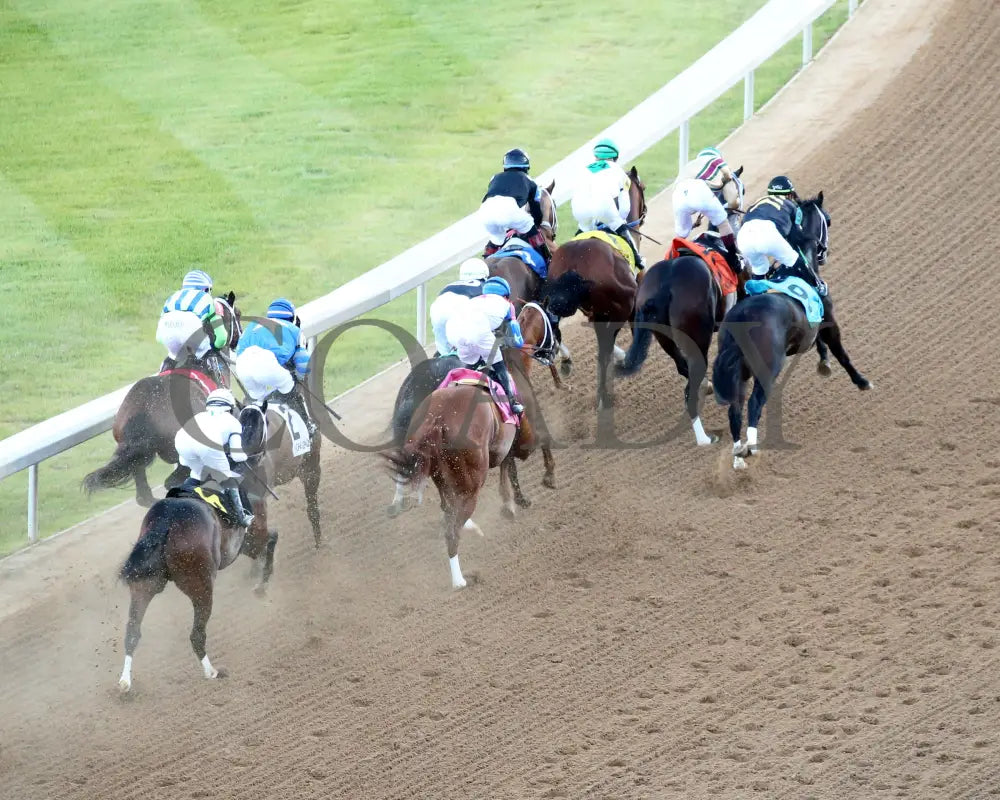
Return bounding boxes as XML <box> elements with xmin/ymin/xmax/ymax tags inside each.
<box><xmin>499</xmin><ymin>457</ymin><xmax>519</xmax><ymax>517</ymax></box>
<box><xmin>816</xmin><ymin>337</ymin><xmax>832</xmax><ymax>376</ymax></box>
<box><xmin>745</xmin><ymin>378</ymin><xmax>769</xmax><ymax>456</ymax></box>
<box><xmin>118</xmin><ymin>576</ymin><xmax>167</xmax><ymax>694</ymax></box>
<box><xmin>819</xmin><ymin>318</ymin><xmax>872</xmax><ymax>390</ymax></box>
<box><xmin>301</xmin><ymin>454</ymin><xmax>323</xmax><ymax>547</ymax></box>
<box><xmin>728</xmin><ymin>404</ymin><xmax>748</xmax><ymax>470</ymax></box>
<box><xmin>174</xmin><ymin>567</ymin><xmax>224</xmax><ymax>680</ymax></box>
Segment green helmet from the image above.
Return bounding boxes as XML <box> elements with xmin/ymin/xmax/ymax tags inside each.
<box><xmin>593</xmin><ymin>138</ymin><xmax>619</xmax><ymax>161</ymax></box>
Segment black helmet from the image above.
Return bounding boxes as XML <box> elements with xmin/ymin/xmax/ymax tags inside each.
<box><xmin>767</xmin><ymin>175</ymin><xmax>796</xmax><ymax>195</ymax></box>
<box><xmin>503</xmin><ymin>148</ymin><xmax>530</xmax><ymax>171</ymax></box>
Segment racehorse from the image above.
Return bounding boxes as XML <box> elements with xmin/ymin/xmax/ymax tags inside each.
<box><xmin>711</xmin><ymin>194</ymin><xmax>872</xmax><ymax>469</ymax></box>
<box><xmin>543</xmin><ymin>166</ymin><xmax>647</xmax><ymax>409</ymax></box>
<box><xmin>614</xmin><ymin>168</ymin><xmax>748</xmax><ymax>446</ymax></box>
<box><xmin>116</xmin><ymin>483</ymin><xmax>270</xmax><ymax>694</ymax></box>
<box><xmin>238</xmin><ymin>400</ymin><xmax>323</xmax><ymax>548</ymax></box>
<box><xmin>83</xmin><ymin>293</ymin><xmax>242</xmax><ymax>506</ymax></box>
<box><xmin>384</xmin><ymin>382</ymin><xmax>519</xmax><ymax>589</ymax></box>
<box><xmin>387</xmin><ymin>303</ymin><xmax>558</xmax><ymax>516</ymax></box>
<box><xmin>486</xmin><ymin>180</ymin><xmax>558</xmax><ymax>312</ymax></box>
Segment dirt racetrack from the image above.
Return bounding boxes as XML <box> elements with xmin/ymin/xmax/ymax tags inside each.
<box><xmin>3</xmin><ymin>0</ymin><xmax>1000</xmax><ymax>797</ymax></box>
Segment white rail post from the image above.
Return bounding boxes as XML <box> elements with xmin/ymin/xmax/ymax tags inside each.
<box><xmin>416</xmin><ymin>283</ymin><xmax>427</xmax><ymax>345</ymax></box>
<box><xmin>802</xmin><ymin>23</ymin><xmax>813</xmax><ymax>67</ymax></box>
<box><xmin>678</xmin><ymin>119</ymin><xmax>690</xmax><ymax>176</ymax></box>
<box><xmin>848</xmin><ymin>0</ymin><xmax>858</xmax><ymax>17</ymax></box>
<box><xmin>743</xmin><ymin>70</ymin><xmax>755</xmax><ymax>121</ymax></box>
<box><xmin>27</xmin><ymin>464</ymin><xmax>39</xmax><ymax>543</ymax></box>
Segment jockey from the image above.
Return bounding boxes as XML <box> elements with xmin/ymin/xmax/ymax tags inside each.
<box><xmin>570</xmin><ymin>138</ymin><xmax>645</xmax><ymax>269</ymax></box>
<box><xmin>444</xmin><ymin>276</ymin><xmax>525</xmax><ymax>415</ymax></box>
<box><xmin>157</xmin><ymin>270</ymin><xmax>229</xmax><ymax>385</ymax></box>
<box><xmin>479</xmin><ymin>148</ymin><xmax>552</xmax><ymax>264</ymax></box>
<box><xmin>234</xmin><ymin>298</ymin><xmax>317</xmax><ymax>436</ymax></box>
<box><xmin>174</xmin><ymin>388</ymin><xmax>255</xmax><ymax>528</ymax></box>
<box><xmin>673</xmin><ymin>147</ymin><xmax>743</xmax><ymax>308</ymax></box>
<box><xmin>738</xmin><ymin>175</ymin><xmax>826</xmax><ymax>294</ymax></box>
<box><xmin>429</xmin><ymin>258</ymin><xmax>490</xmax><ymax>357</ymax></box>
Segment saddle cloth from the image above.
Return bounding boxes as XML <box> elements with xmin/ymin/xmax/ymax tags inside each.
<box><xmin>271</xmin><ymin>402</ymin><xmax>312</xmax><ymax>457</ymax></box>
<box><xmin>494</xmin><ymin>239</ymin><xmax>547</xmax><ymax>279</ymax></box>
<box><xmin>437</xmin><ymin>368</ymin><xmax>519</xmax><ymax>426</ymax></box>
<box><xmin>571</xmin><ymin>230</ymin><xmax>636</xmax><ymax>271</ymax></box>
<box><xmin>745</xmin><ymin>276</ymin><xmax>825</xmax><ymax>327</ymax></box>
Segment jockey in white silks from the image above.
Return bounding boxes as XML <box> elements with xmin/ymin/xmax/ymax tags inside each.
<box><xmin>570</xmin><ymin>138</ymin><xmax>645</xmax><ymax>268</ymax></box>
<box><xmin>429</xmin><ymin>258</ymin><xmax>490</xmax><ymax>357</ymax></box>
<box><xmin>173</xmin><ymin>388</ymin><xmax>255</xmax><ymax>527</ymax></box>
<box><xmin>444</xmin><ymin>276</ymin><xmax>525</xmax><ymax>415</ymax></box>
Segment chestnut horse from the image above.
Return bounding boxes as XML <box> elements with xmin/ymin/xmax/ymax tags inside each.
<box><xmin>116</xmin><ymin>481</ymin><xmax>271</xmax><ymax>694</ymax></box>
<box><xmin>543</xmin><ymin>166</ymin><xmax>647</xmax><ymax>409</ymax></box>
<box><xmin>83</xmin><ymin>293</ymin><xmax>242</xmax><ymax>506</ymax></box>
<box><xmin>486</xmin><ymin>180</ymin><xmax>558</xmax><ymax>312</ymax></box>
<box><xmin>384</xmin><ymin>383</ymin><xmax>518</xmax><ymax>589</ymax></box>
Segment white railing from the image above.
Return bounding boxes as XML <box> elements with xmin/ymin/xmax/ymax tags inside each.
<box><xmin>0</xmin><ymin>0</ymin><xmax>858</xmax><ymax>545</ymax></box>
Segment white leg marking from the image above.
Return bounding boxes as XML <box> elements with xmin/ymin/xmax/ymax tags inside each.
<box><xmin>613</xmin><ymin>345</ymin><xmax>626</xmax><ymax>365</ymax></box>
<box><xmin>391</xmin><ymin>479</ymin><xmax>405</xmax><ymax>506</ymax></box>
<box><xmin>559</xmin><ymin>343</ymin><xmax>571</xmax><ymax>359</ymax></box>
<box><xmin>463</xmin><ymin>519</ymin><xmax>485</xmax><ymax>537</ymax></box>
<box><xmin>733</xmin><ymin>455</ymin><xmax>748</xmax><ymax>470</ymax></box>
<box><xmin>449</xmin><ymin>555</ymin><xmax>467</xmax><ymax>589</ymax></box>
<box><xmin>747</xmin><ymin>426</ymin><xmax>759</xmax><ymax>454</ymax></box>
<box><xmin>118</xmin><ymin>655</ymin><xmax>133</xmax><ymax>693</ymax></box>
<box><xmin>693</xmin><ymin>417</ymin><xmax>713</xmax><ymax>446</ymax></box>
<box><xmin>732</xmin><ymin>440</ymin><xmax>745</xmax><ymax>456</ymax></box>
<box><xmin>201</xmin><ymin>654</ymin><xmax>219</xmax><ymax>680</ymax></box>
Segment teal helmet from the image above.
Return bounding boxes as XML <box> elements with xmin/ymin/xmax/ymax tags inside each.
<box><xmin>482</xmin><ymin>276</ymin><xmax>511</xmax><ymax>297</ymax></box>
<box><xmin>697</xmin><ymin>146</ymin><xmax>723</xmax><ymax>160</ymax></box>
<box><xmin>593</xmin><ymin>138</ymin><xmax>619</xmax><ymax>161</ymax></box>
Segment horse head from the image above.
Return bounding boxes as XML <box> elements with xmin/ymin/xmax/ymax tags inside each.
<box><xmin>628</xmin><ymin>166</ymin><xmax>647</xmax><ymax>230</ymax></box>
<box><xmin>539</xmin><ymin>179</ymin><xmax>558</xmax><ymax>244</ymax></box>
<box><xmin>798</xmin><ymin>192</ymin><xmax>831</xmax><ymax>270</ymax></box>
<box><xmin>238</xmin><ymin>401</ymin><xmax>268</xmax><ymax>455</ymax></box>
<box><xmin>710</xmin><ymin>165</ymin><xmax>745</xmax><ymax>234</ymax></box>
<box><xmin>215</xmin><ymin>291</ymin><xmax>242</xmax><ymax>349</ymax></box>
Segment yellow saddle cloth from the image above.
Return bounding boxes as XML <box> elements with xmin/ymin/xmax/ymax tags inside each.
<box><xmin>571</xmin><ymin>230</ymin><xmax>636</xmax><ymax>271</ymax></box>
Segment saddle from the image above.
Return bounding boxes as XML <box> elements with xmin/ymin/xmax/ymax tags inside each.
<box><xmin>571</xmin><ymin>230</ymin><xmax>636</xmax><ymax>271</ymax></box>
<box><xmin>667</xmin><ymin>236</ymin><xmax>738</xmax><ymax>298</ymax></box>
<box><xmin>167</xmin><ymin>479</ymin><xmax>247</xmax><ymax>527</ymax></box>
<box><xmin>494</xmin><ymin>235</ymin><xmax>548</xmax><ymax>278</ymax></box>
<box><xmin>437</xmin><ymin>368</ymin><xmax>519</xmax><ymax>426</ymax></box>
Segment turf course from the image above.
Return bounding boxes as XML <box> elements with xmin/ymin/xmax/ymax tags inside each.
<box><xmin>0</xmin><ymin>0</ymin><xmax>854</xmax><ymax>552</ymax></box>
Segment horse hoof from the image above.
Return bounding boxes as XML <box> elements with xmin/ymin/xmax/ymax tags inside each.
<box><xmin>733</xmin><ymin>456</ymin><xmax>748</xmax><ymax>470</ymax></box>
<box><xmin>859</xmin><ymin>379</ymin><xmax>873</xmax><ymax>391</ymax></box>
<box><xmin>697</xmin><ymin>434</ymin><xmax>719</xmax><ymax>446</ymax></box>
<box><xmin>386</xmin><ymin>504</ymin><xmax>402</xmax><ymax>519</ymax></box>
<box><xmin>118</xmin><ymin>678</ymin><xmax>132</xmax><ymax>695</ymax></box>
<box><xmin>701</xmin><ymin>381</ymin><xmax>714</xmax><ymax>396</ymax></box>
<box><xmin>817</xmin><ymin>360</ymin><xmax>833</xmax><ymax>377</ymax></box>
<box><xmin>560</xmin><ymin>360</ymin><xmax>573</xmax><ymax>377</ymax></box>
<box><xmin>214</xmin><ymin>667</ymin><xmax>228</xmax><ymax>680</ymax></box>
<box><xmin>452</xmin><ymin>577</ymin><xmax>467</xmax><ymax>590</ymax></box>
<box><xmin>136</xmin><ymin>494</ymin><xmax>154</xmax><ymax>509</ymax></box>
<box><xmin>515</xmin><ymin>495</ymin><xmax>532</xmax><ymax>508</ymax></box>
<box><xmin>253</xmin><ymin>583</ymin><xmax>268</xmax><ymax>597</ymax></box>
<box><xmin>542</xmin><ymin>475</ymin><xmax>557</xmax><ymax>490</ymax></box>
<box><xmin>501</xmin><ymin>505</ymin><xmax>516</xmax><ymax>520</ymax></box>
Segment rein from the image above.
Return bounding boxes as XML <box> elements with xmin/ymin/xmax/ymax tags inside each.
<box><xmin>519</xmin><ymin>302</ymin><xmax>558</xmax><ymax>365</ymax></box>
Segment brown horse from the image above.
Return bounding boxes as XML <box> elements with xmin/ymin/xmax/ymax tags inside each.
<box><xmin>83</xmin><ymin>293</ymin><xmax>242</xmax><ymax>506</ymax></box>
<box><xmin>486</xmin><ymin>180</ymin><xmax>558</xmax><ymax>312</ymax></box>
<box><xmin>238</xmin><ymin>401</ymin><xmax>323</xmax><ymax>548</ymax></box>
<box><xmin>116</xmin><ymin>483</ymin><xmax>268</xmax><ymax>694</ymax></box>
<box><xmin>544</xmin><ymin>167</ymin><xmax>647</xmax><ymax>409</ymax></box>
<box><xmin>385</xmin><ymin>383</ymin><xmax>518</xmax><ymax>589</ymax></box>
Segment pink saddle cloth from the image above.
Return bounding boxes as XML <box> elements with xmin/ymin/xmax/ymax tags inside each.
<box><xmin>437</xmin><ymin>368</ymin><xmax>519</xmax><ymax>426</ymax></box>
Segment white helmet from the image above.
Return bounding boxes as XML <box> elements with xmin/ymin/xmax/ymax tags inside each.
<box><xmin>205</xmin><ymin>388</ymin><xmax>237</xmax><ymax>412</ymax></box>
<box><xmin>459</xmin><ymin>258</ymin><xmax>490</xmax><ymax>282</ymax></box>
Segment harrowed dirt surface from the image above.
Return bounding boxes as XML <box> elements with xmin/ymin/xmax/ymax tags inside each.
<box><xmin>3</xmin><ymin>0</ymin><xmax>1000</xmax><ymax>797</ymax></box>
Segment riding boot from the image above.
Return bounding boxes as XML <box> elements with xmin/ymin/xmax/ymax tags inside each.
<box><xmin>180</xmin><ymin>475</ymin><xmax>201</xmax><ymax>492</ymax></box>
<box><xmin>224</xmin><ymin>486</ymin><xmax>255</xmax><ymax>528</ymax></box>
<box><xmin>159</xmin><ymin>356</ymin><xmax>177</xmax><ymax>374</ymax></box>
<box><xmin>489</xmin><ymin>360</ymin><xmax>523</xmax><ymax>415</ymax></box>
<box><xmin>615</xmin><ymin>225</ymin><xmax>646</xmax><ymax>269</ymax></box>
<box><xmin>720</xmin><ymin>233</ymin><xmax>743</xmax><ymax>279</ymax></box>
<box><xmin>277</xmin><ymin>388</ymin><xmax>317</xmax><ymax>437</ymax></box>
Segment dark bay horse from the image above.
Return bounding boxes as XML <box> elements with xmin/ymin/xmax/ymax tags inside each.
<box><xmin>486</xmin><ymin>180</ymin><xmax>558</xmax><ymax>312</ymax></box>
<box><xmin>239</xmin><ymin>401</ymin><xmax>323</xmax><ymax>549</ymax></box>
<box><xmin>711</xmin><ymin>195</ymin><xmax>872</xmax><ymax>469</ymax></box>
<box><xmin>83</xmin><ymin>293</ymin><xmax>242</xmax><ymax>506</ymax></box>
<box><xmin>117</xmin><ymin>487</ymin><xmax>260</xmax><ymax>693</ymax></box>
<box><xmin>384</xmin><ymin>383</ymin><xmax>518</xmax><ymax>589</ymax></box>
<box><xmin>544</xmin><ymin>166</ymin><xmax>647</xmax><ymax>409</ymax></box>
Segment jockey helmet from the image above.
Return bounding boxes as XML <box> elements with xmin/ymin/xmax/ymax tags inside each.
<box><xmin>697</xmin><ymin>146</ymin><xmax>723</xmax><ymax>160</ymax></box>
<box><xmin>459</xmin><ymin>258</ymin><xmax>490</xmax><ymax>282</ymax></box>
<box><xmin>767</xmin><ymin>175</ymin><xmax>796</xmax><ymax>196</ymax></box>
<box><xmin>182</xmin><ymin>269</ymin><xmax>213</xmax><ymax>291</ymax></box>
<box><xmin>503</xmin><ymin>148</ymin><xmax>530</xmax><ymax>171</ymax></box>
<box><xmin>482</xmin><ymin>276</ymin><xmax>511</xmax><ymax>297</ymax></box>
<box><xmin>266</xmin><ymin>298</ymin><xmax>296</xmax><ymax>321</ymax></box>
<box><xmin>205</xmin><ymin>388</ymin><xmax>237</xmax><ymax>412</ymax></box>
<box><xmin>593</xmin><ymin>138</ymin><xmax>619</xmax><ymax>161</ymax></box>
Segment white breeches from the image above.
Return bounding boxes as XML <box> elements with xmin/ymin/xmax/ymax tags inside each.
<box><xmin>234</xmin><ymin>346</ymin><xmax>294</xmax><ymax>401</ymax></box>
<box><xmin>446</xmin><ymin>312</ymin><xmax>502</xmax><ymax>366</ymax></box>
<box><xmin>737</xmin><ymin>219</ymin><xmax>799</xmax><ymax>276</ymax></box>
<box><xmin>571</xmin><ymin>189</ymin><xmax>627</xmax><ymax>233</ymax></box>
<box><xmin>672</xmin><ymin>178</ymin><xmax>729</xmax><ymax>238</ymax></box>
<box><xmin>429</xmin><ymin>293</ymin><xmax>472</xmax><ymax>355</ymax></box>
<box><xmin>478</xmin><ymin>195</ymin><xmax>534</xmax><ymax>245</ymax></box>
<box><xmin>175</xmin><ymin>428</ymin><xmax>239</xmax><ymax>481</ymax></box>
<box><xmin>156</xmin><ymin>311</ymin><xmax>210</xmax><ymax>359</ymax></box>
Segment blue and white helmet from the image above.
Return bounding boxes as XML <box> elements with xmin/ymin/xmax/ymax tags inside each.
<box><xmin>182</xmin><ymin>269</ymin><xmax>213</xmax><ymax>291</ymax></box>
<box><xmin>266</xmin><ymin>298</ymin><xmax>296</xmax><ymax>321</ymax></box>
<box><xmin>482</xmin><ymin>276</ymin><xmax>511</xmax><ymax>297</ymax></box>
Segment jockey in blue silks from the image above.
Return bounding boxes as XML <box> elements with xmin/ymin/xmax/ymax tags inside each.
<box><xmin>234</xmin><ymin>298</ymin><xmax>317</xmax><ymax>436</ymax></box>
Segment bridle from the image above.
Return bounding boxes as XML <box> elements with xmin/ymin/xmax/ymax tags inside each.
<box><xmin>519</xmin><ymin>302</ymin><xmax>558</xmax><ymax>366</ymax></box>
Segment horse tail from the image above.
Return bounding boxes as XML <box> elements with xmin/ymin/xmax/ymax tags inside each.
<box><xmin>383</xmin><ymin>418</ymin><xmax>442</xmax><ymax>487</ymax></box>
<box><xmin>82</xmin><ymin>414</ymin><xmax>156</xmax><ymax>495</ymax></box>
<box><xmin>617</xmin><ymin>294</ymin><xmax>661</xmax><ymax>377</ymax></box>
<box><xmin>712</xmin><ymin>325</ymin><xmax>745</xmax><ymax>407</ymax></box>
<box><xmin>119</xmin><ymin>513</ymin><xmax>170</xmax><ymax>583</ymax></box>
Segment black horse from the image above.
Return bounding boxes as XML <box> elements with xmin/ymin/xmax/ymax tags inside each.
<box><xmin>712</xmin><ymin>194</ymin><xmax>871</xmax><ymax>469</ymax></box>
